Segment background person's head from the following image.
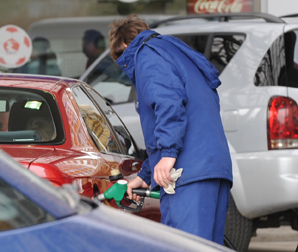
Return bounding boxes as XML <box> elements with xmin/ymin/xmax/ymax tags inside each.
<box><xmin>31</xmin><ymin>37</ymin><xmax>51</xmax><ymax>58</ymax></box>
<box><xmin>109</xmin><ymin>15</ymin><xmax>150</xmax><ymax>62</ymax></box>
<box><xmin>82</xmin><ymin>29</ymin><xmax>106</xmax><ymax>60</ymax></box>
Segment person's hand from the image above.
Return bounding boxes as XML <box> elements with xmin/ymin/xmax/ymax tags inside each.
<box><xmin>154</xmin><ymin>157</ymin><xmax>176</xmax><ymax>188</ymax></box>
<box><xmin>127</xmin><ymin>176</ymin><xmax>149</xmax><ymax>201</ymax></box>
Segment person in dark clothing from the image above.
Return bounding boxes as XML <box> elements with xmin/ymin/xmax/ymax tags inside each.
<box><xmin>109</xmin><ymin>15</ymin><xmax>233</xmax><ymax>245</ymax></box>
<box><xmin>82</xmin><ymin>29</ymin><xmax>106</xmax><ymax>69</ymax></box>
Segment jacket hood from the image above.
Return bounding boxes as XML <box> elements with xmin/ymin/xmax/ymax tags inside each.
<box><xmin>117</xmin><ymin>30</ymin><xmax>221</xmax><ymax>89</ymax></box>
<box><xmin>116</xmin><ymin>30</ymin><xmax>155</xmax><ymax>84</ymax></box>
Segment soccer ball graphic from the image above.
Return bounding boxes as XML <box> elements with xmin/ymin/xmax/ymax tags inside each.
<box><xmin>0</xmin><ymin>25</ymin><xmax>32</xmax><ymax>68</ymax></box>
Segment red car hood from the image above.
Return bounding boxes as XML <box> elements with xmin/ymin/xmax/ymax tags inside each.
<box><xmin>1</xmin><ymin>146</ymin><xmax>55</xmax><ymax>168</ymax></box>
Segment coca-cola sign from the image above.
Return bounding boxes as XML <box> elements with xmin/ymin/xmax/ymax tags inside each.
<box><xmin>188</xmin><ymin>0</ymin><xmax>253</xmax><ymax>14</ymax></box>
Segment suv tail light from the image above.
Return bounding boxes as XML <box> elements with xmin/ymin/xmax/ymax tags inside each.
<box><xmin>267</xmin><ymin>96</ymin><xmax>298</xmax><ymax>150</ymax></box>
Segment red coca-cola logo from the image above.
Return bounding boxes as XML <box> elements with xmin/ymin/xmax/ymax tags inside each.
<box><xmin>187</xmin><ymin>0</ymin><xmax>252</xmax><ymax>14</ymax></box>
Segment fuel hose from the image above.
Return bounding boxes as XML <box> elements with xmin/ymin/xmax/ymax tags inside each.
<box><xmin>132</xmin><ymin>188</ymin><xmax>160</xmax><ymax>199</ymax></box>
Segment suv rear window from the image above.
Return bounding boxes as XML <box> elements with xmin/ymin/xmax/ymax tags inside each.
<box><xmin>285</xmin><ymin>30</ymin><xmax>298</xmax><ymax>87</ymax></box>
<box><xmin>254</xmin><ymin>35</ymin><xmax>286</xmax><ymax>87</ymax></box>
<box><xmin>254</xmin><ymin>29</ymin><xmax>298</xmax><ymax>87</ymax></box>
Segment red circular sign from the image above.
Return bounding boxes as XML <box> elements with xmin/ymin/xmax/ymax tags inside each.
<box><xmin>0</xmin><ymin>25</ymin><xmax>32</xmax><ymax>68</ymax></box>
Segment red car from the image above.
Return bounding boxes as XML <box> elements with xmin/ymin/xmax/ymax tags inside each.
<box><xmin>0</xmin><ymin>73</ymin><xmax>160</xmax><ymax>221</ymax></box>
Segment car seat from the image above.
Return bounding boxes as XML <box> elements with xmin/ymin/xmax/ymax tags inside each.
<box><xmin>8</xmin><ymin>101</ymin><xmax>52</xmax><ymax>131</ymax></box>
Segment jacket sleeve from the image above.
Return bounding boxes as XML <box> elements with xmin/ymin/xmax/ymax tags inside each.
<box><xmin>135</xmin><ymin>46</ymin><xmax>188</xmax><ymax>158</ymax></box>
<box><xmin>137</xmin><ymin>158</ymin><xmax>151</xmax><ymax>186</ymax></box>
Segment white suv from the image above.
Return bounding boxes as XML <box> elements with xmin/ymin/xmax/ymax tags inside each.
<box><xmin>80</xmin><ymin>13</ymin><xmax>298</xmax><ymax>252</ymax></box>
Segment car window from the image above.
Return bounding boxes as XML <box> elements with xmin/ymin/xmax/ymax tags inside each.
<box><xmin>174</xmin><ymin>34</ymin><xmax>209</xmax><ymax>55</ymax></box>
<box><xmin>0</xmin><ymin>88</ymin><xmax>63</xmax><ymax>144</ymax></box>
<box><xmin>254</xmin><ymin>34</ymin><xmax>287</xmax><ymax>87</ymax></box>
<box><xmin>209</xmin><ymin>34</ymin><xmax>246</xmax><ymax>74</ymax></box>
<box><xmin>84</xmin><ymin>86</ymin><xmax>139</xmax><ymax>158</ymax></box>
<box><xmin>71</xmin><ymin>86</ymin><xmax>121</xmax><ymax>154</ymax></box>
<box><xmin>5</xmin><ymin>16</ymin><xmax>174</xmax><ymax>79</ymax></box>
<box><xmin>175</xmin><ymin>33</ymin><xmax>245</xmax><ymax>74</ymax></box>
<box><xmin>84</xmin><ymin>54</ymin><xmax>134</xmax><ymax>105</ymax></box>
<box><xmin>284</xmin><ymin>30</ymin><xmax>298</xmax><ymax>88</ymax></box>
<box><xmin>255</xmin><ymin>30</ymin><xmax>298</xmax><ymax>88</ymax></box>
<box><xmin>0</xmin><ymin>178</ymin><xmax>55</xmax><ymax>231</ymax></box>
<box><xmin>10</xmin><ymin>37</ymin><xmax>62</xmax><ymax>76</ymax></box>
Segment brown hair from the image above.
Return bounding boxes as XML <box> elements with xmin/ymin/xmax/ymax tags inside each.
<box><xmin>109</xmin><ymin>14</ymin><xmax>150</xmax><ymax>61</ymax></box>
<box><xmin>26</xmin><ymin>117</ymin><xmax>55</xmax><ymax>141</ymax></box>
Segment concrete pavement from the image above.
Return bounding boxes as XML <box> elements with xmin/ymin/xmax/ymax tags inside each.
<box><xmin>248</xmin><ymin>226</ymin><xmax>298</xmax><ymax>252</ymax></box>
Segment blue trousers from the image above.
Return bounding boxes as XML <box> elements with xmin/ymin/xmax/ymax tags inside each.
<box><xmin>160</xmin><ymin>179</ymin><xmax>230</xmax><ymax>245</ymax></box>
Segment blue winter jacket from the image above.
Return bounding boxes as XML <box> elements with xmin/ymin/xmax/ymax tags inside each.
<box><xmin>116</xmin><ymin>30</ymin><xmax>233</xmax><ymax>194</ymax></box>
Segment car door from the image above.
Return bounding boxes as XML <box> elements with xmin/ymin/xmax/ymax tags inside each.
<box><xmin>72</xmin><ymin>84</ymin><xmax>160</xmax><ymax>220</ymax></box>
<box><xmin>71</xmin><ymin>84</ymin><xmax>144</xmax><ymax>167</ymax></box>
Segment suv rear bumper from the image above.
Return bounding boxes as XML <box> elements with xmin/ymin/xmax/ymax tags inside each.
<box><xmin>231</xmin><ymin>149</ymin><xmax>298</xmax><ymax>219</ymax></box>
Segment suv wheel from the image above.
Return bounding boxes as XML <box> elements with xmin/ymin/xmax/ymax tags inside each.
<box><xmin>225</xmin><ymin>195</ymin><xmax>253</xmax><ymax>252</ymax></box>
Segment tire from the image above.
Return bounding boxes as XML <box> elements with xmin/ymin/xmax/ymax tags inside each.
<box><xmin>225</xmin><ymin>195</ymin><xmax>254</xmax><ymax>252</ymax></box>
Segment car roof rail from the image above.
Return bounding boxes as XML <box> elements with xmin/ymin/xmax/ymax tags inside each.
<box><xmin>149</xmin><ymin>12</ymin><xmax>285</xmax><ymax>28</ymax></box>
<box><xmin>280</xmin><ymin>13</ymin><xmax>298</xmax><ymax>18</ymax></box>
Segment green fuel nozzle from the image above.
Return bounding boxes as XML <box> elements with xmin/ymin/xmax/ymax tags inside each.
<box><xmin>97</xmin><ymin>180</ymin><xmax>128</xmax><ymax>207</ymax></box>
<box><xmin>97</xmin><ymin>180</ymin><xmax>160</xmax><ymax>212</ymax></box>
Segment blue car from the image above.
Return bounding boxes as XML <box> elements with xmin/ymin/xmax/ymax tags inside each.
<box><xmin>0</xmin><ymin>150</ymin><xmax>233</xmax><ymax>252</ymax></box>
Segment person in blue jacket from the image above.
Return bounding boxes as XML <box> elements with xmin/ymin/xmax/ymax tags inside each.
<box><xmin>109</xmin><ymin>15</ymin><xmax>233</xmax><ymax>245</ymax></box>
